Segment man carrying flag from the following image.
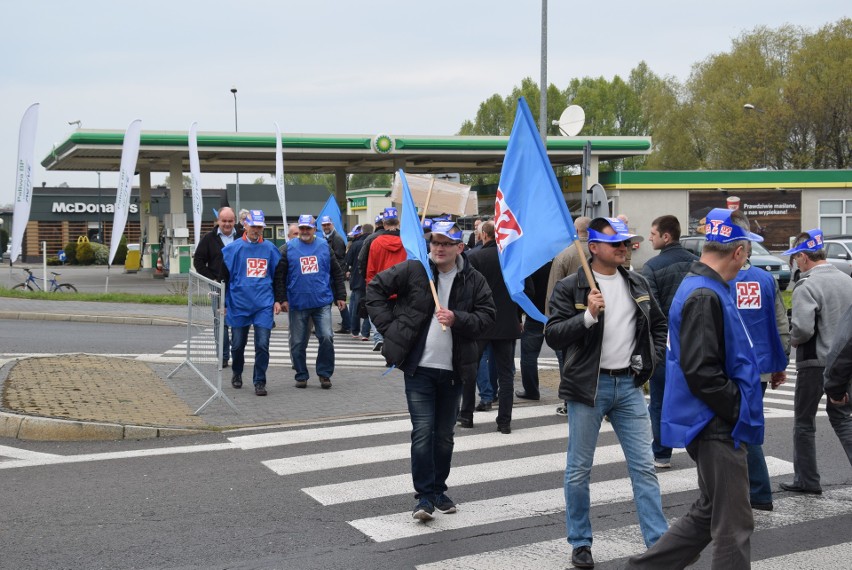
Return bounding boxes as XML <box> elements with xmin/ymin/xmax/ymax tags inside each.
<box><xmin>366</xmin><ymin>172</ymin><xmax>495</xmax><ymax>521</ymax></box>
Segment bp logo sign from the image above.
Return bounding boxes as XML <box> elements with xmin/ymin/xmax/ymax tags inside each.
<box><xmin>371</xmin><ymin>134</ymin><xmax>395</xmax><ymax>154</ymax></box>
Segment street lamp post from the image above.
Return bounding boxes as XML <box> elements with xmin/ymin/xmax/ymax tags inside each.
<box><xmin>743</xmin><ymin>103</ymin><xmax>767</xmax><ymax>169</ymax></box>
<box><xmin>231</xmin><ymin>86</ymin><xmax>240</xmax><ymax>214</ymax></box>
<box><xmin>97</xmin><ymin>172</ymin><xmax>102</xmax><ymax>243</ymax></box>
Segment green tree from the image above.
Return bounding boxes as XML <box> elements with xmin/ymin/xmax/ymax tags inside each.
<box><xmin>349</xmin><ymin>173</ymin><xmax>392</xmax><ymax>188</ymax></box>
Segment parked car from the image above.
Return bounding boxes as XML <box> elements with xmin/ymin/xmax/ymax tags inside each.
<box><xmin>791</xmin><ymin>236</ymin><xmax>852</xmax><ymax>282</ymax></box>
<box><xmin>681</xmin><ymin>236</ymin><xmax>791</xmax><ymax>290</ymax></box>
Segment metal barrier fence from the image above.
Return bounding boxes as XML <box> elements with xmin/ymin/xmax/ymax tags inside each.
<box><xmin>168</xmin><ymin>270</ymin><xmax>238</xmax><ymax>414</ymax></box>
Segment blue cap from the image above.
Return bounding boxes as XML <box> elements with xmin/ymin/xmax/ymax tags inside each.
<box><xmin>782</xmin><ymin>229</ymin><xmax>823</xmax><ymax>255</ymax></box>
<box><xmin>703</xmin><ymin>208</ymin><xmax>763</xmax><ymax>243</ymax></box>
<box><xmin>347</xmin><ymin>224</ymin><xmax>362</xmax><ymax>238</ymax></box>
<box><xmin>432</xmin><ymin>214</ymin><xmax>452</xmax><ymax>222</ymax></box>
<box><xmin>245</xmin><ymin>209</ymin><xmax>266</xmax><ymax>227</ymax></box>
<box><xmin>320</xmin><ymin>215</ymin><xmax>333</xmax><ymax>225</ymax></box>
<box><xmin>297</xmin><ymin>214</ymin><xmax>316</xmax><ymax>228</ymax></box>
<box><xmin>587</xmin><ymin>217</ymin><xmax>643</xmax><ymax>244</ymax></box>
<box><xmin>422</xmin><ymin>218</ymin><xmax>433</xmax><ymax>231</ymax></box>
<box><xmin>382</xmin><ymin>207</ymin><xmax>399</xmax><ymax>220</ymax></box>
<box><xmin>375</xmin><ymin>214</ymin><xmax>383</xmax><ymax>225</ymax></box>
<box><xmin>430</xmin><ymin>221</ymin><xmax>463</xmax><ymax>242</ymax></box>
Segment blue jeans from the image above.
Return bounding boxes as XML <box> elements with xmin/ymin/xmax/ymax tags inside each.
<box><xmin>348</xmin><ymin>288</ymin><xmax>371</xmax><ymax>337</ymax></box>
<box><xmin>475</xmin><ymin>344</ymin><xmax>495</xmax><ymax>403</ymax></box>
<box><xmin>648</xmin><ymin>365</ymin><xmax>672</xmax><ymax>462</ymax></box>
<box><xmin>370</xmin><ymin>317</ymin><xmax>383</xmax><ymax>346</ymax></box>
<box><xmin>338</xmin><ymin>304</ymin><xmax>351</xmax><ymax>332</ymax></box>
<box><xmin>289</xmin><ymin>305</ymin><xmax>335</xmax><ymax>381</ymax></box>
<box><xmin>230</xmin><ymin>325</ymin><xmax>271</xmax><ymax>385</ymax></box>
<box><xmin>565</xmin><ymin>372</ymin><xmax>668</xmax><ymax>548</ymax></box>
<box><xmin>404</xmin><ymin>367</ymin><xmax>462</xmax><ymax>500</ymax></box>
<box><xmin>520</xmin><ymin>318</ymin><xmax>544</xmax><ymax>398</ymax></box>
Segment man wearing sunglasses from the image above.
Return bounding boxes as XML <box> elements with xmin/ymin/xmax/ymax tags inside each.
<box><xmin>546</xmin><ymin>217</ymin><xmax>667</xmax><ymax>569</ymax></box>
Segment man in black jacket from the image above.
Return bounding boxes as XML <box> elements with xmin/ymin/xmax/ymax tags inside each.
<box><xmin>545</xmin><ymin>217</ymin><xmax>667</xmax><ymax>569</ymax></box>
<box><xmin>320</xmin><ymin>216</ymin><xmax>350</xmax><ymax>334</ymax></box>
<box><xmin>641</xmin><ymin>214</ymin><xmax>697</xmax><ymax>469</ymax></box>
<box><xmin>462</xmin><ymin>221</ymin><xmax>522</xmax><ymax>433</ymax></box>
<box><xmin>366</xmin><ymin>221</ymin><xmax>495</xmax><ymax>522</ymax></box>
<box><xmin>343</xmin><ymin>223</ymin><xmax>373</xmax><ymax>339</ymax></box>
<box><xmin>193</xmin><ymin>207</ymin><xmax>240</xmax><ymax>367</ymax></box>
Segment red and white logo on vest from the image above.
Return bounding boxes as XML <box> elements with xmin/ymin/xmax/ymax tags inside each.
<box><xmin>494</xmin><ymin>188</ymin><xmax>523</xmax><ymax>252</ymax></box>
<box><xmin>735</xmin><ymin>281</ymin><xmax>762</xmax><ymax>309</ymax></box>
<box><xmin>300</xmin><ymin>255</ymin><xmax>319</xmax><ymax>274</ymax></box>
<box><xmin>246</xmin><ymin>258</ymin><xmax>268</xmax><ymax>278</ymax></box>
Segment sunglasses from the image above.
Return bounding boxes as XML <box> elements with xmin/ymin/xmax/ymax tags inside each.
<box><xmin>600</xmin><ymin>240</ymin><xmax>631</xmax><ymax>248</ymax></box>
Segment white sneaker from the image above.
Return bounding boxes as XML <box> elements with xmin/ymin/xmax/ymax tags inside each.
<box><xmin>654</xmin><ymin>460</ymin><xmax>672</xmax><ymax>469</ymax></box>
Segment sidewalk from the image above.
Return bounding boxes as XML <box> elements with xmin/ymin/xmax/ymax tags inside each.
<box><xmin>0</xmin><ymin>265</ymin><xmax>560</xmax><ymax>441</ymax></box>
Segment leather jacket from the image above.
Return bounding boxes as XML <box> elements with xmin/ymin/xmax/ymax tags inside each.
<box><xmin>545</xmin><ymin>265</ymin><xmax>667</xmax><ymax>407</ymax></box>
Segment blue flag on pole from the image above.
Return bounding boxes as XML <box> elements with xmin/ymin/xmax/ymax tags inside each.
<box><xmin>317</xmin><ymin>194</ymin><xmax>347</xmax><ymax>246</ymax></box>
<box><xmin>398</xmin><ymin>169</ymin><xmax>434</xmax><ymax>282</ymax></box>
<box><xmin>496</xmin><ymin>97</ymin><xmax>577</xmax><ymax>323</ymax></box>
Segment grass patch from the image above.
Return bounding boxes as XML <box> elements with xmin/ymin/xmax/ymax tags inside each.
<box><xmin>0</xmin><ymin>287</ymin><xmax>187</xmax><ymax>305</ymax></box>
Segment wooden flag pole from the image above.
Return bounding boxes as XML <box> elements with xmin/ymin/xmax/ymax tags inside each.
<box><xmin>420</xmin><ymin>179</ymin><xmax>436</xmax><ymax>224</ymax></box>
<box><xmin>575</xmin><ymin>238</ymin><xmax>601</xmax><ymax>310</ymax></box>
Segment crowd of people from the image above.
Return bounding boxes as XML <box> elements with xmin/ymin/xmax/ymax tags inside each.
<box><xmin>194</xmin><ymin>205</ymin><xmax>852</xmax><ymax>569</ymax></box>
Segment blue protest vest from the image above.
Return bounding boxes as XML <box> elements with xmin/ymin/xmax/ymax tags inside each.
<box><xmin>729</xmin><ymin>265</ymin><xmax>789</xmax><ymax>374</ymax></box>
<box><xmin>222</xmin><ymin>236</ymin><xmax>280</xmax><ymax>329</ymax></box>
<box><xmin>286</xmin><ymin>238</ymin><xmax>334</xmax><ymax>311</ymax></box>
<box><xmin>662</xmin><ymin>273</ymin><xmax>764</xmax><ymax>448</ymax></box>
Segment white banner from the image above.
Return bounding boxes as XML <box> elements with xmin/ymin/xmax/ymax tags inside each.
<box><xmin>10</xmin><ymin>103</ymin><xmax>39</xmax><ymax>264</ymax></box>
<box><xmin>108</xmin><ymin>119</ymin><xmax>142</xmax><ymax>265</ymax></box>
<box><xmin>274</xmin><ymin>122</ymin><xmax>287</xmax><ymax>223</ymax></box>
<box><xmin>189</xmin><ymin>122</ymin><xmax>203</xmax><ymax>246</ymax></box>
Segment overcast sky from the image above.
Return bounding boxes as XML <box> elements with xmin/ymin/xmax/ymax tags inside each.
<box><xmin>1</xmin><ymin>0</ymin><xmax>847</xmax><ymax>205</ymax></box>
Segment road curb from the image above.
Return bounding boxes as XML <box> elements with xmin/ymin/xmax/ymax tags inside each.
<box><xmin>0</xmin><ymin>311</ymin><xmax>186</xmax><ymax>327</ymax></box>
<box><xmin>0</xmin><ymin>411</ymin><xmax>209</xmax><ymax>441</ymax></box>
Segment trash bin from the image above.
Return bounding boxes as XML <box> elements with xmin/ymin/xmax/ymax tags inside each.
<box><xmin>125</xmin><ymin>244</ymin><xmax>141</xmax><ymax>273</ymax></box>
<box><xmin>176</xmin><ymin>245</ymin><xmax>192</xmax><ymax>274</ymax></box>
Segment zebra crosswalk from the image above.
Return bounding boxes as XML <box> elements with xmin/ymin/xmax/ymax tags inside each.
<box><xmin>227</xmin><ymin>402</ymin><xmax>852</xmax><ymax>568</ymax></box>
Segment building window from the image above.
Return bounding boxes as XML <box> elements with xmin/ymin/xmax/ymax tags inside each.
<box><xmin>819</xmin><ymin>200</ymin><xmax>852</xmax><ymax>236</ymax></box>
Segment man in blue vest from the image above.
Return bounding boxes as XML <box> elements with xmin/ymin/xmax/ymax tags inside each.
<box><xmin>625</xmin><ymin>208</ymin><xmax>765</xmax><ymax>569</ymax></box>
<box><xmin>730</xmin><ymin>245</ymin><xmax>790</xmax><ymax>511</ymax></box>
<box><xmin>274</xmin><ymin>214</ymin><xmax>347</xmax><ymax>390</ymax></box>
<box><xmin>220</xmin><ymin>209</ymin><xmax>280</xmax><ymax>396</ymax></box>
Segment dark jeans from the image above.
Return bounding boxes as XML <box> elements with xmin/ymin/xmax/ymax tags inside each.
<box><xmin>519</xmin><ymin>318</ymin><xmax>544</xmax><ymax>398</ymax></box>
<box><xmin>404</xmin><ymin>367</ymin><xmax>462</xmax><ymax>500</ymax></box>
<box><xmin>746</xmin><ymin>382</ymin><xmax>772</xmax><ymax>504</ymax></box>
<box><xmin>348</xmin><ymin>288</ymin><xmax>371</xmax><ymax>337</ymax></box>
<box><xmin>648</xmin><ymin>365</ymin><xmax>672</xmax><ymax>461</ymax></box>
<box><xmin>338</xmin><ymin>303</ymin><xmax>351</xmax><ymax>332</ymax></box>
<box><xmin>230</xmin><ymin>325</ymin><xmax>271</xmax><ymax>386</ymax></box>
<box><xmin>461</xmin><ymin>339</ymin><xmax>515</xmax><ymax>427</ymax></box>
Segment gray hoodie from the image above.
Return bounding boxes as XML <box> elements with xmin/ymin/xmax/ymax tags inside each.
<box><xmin>790</xmin><ymin>263</ymin><xmax>852</xmax><ymax>369</ymax></box>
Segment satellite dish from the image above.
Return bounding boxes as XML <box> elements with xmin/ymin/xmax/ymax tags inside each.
<box><xmin>557</xmin><ymin>105</ymin><xmax>585</xmax><ymax>136</ymax></box>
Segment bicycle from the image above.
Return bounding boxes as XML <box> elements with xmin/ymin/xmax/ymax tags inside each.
<box><xmin>13</xmin><ymin>268</ymin><xmax>78</xmax><ymax>293</ymax></box>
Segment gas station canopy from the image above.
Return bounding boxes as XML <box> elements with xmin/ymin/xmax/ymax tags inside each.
<box><xmin>42</xmin><ymin>130</ymin><xmax>653</xmax><ymax>175</ymax></box>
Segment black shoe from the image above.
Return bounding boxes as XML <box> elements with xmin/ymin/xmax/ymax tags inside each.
<box><xmin>751</xmin><ymin>501</ymin><xmax>774</xmax><ymax>511</ymax></box>
<box><xmin>319</xmin><ymin>376</ymin><xmax>332</xmax><ymax>389</ymax></box>
<box><xmin>497</xmin><ymin>424</ymin><xmax>511</xmax><ymax>434</ymax></box>
<box><xmin>222</xmin><ymin>359</ymin><xmax>229</xmax><ymax>369</ymax></box>
<box><xmin>373</xmin><ymin>341</ymin><xmax>384</xmax><ymax>352</ymax></box>
<box><xmin>231</xmin><ymin>374</ymin><xmax>242</xmax><ymax>389</ymax></box>
<box><xmin>515</xmin><ymin>390</ymin><xmax>540</xmax><ymax>401</ymax></box>
<box><xmin>412</xmin><ymin>498</ymin><xmax>434</xmax><ymax>521</ymax></box>
<box><xmin>294</xmin><ymin>380</ymin><xmax>307</xmax><ymax>389</ymax></box>
<box><xmin>457</xmin><ymin>417</ymin><xmax>474</xmax><ymax>429</ymax></box>
<box><xmin>255</xmin><ymin>384</ymin><xmax>267</xmax><ymax>396</ymax></box>
<box><xmin>474</xmin><ymin>400</ymin><xmax>492</xmax><ymax>411</ymax></box>
<box><xmin>571</xmin><ymin>546</ymin><xmax>594</xmax><ymax>569</ymax></box>
<box><xmin>779</xmin><ymin>482</ymin><xmax>822</xmax><ymax>494</ymax></box>
<box><xmin>334</xmin><ymin>328</ymin><xmax>351</xmax><ymax>334</ymax></box>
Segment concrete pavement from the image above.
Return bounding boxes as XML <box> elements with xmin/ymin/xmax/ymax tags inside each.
<box><xmin>0</xmin><ymin>264</ymin><xmax>562</xmax><ymax>441</ymax></box>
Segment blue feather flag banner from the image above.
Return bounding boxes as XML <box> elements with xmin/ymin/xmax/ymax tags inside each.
<box><xmin>317</xmin><ymin>194</ymin><xmax>347</xmax><ymax>246</ymax></box>
<box><xmin>398</xmin><ymin>169</ymin><xmax>433</xmax><ymax>282</ymax></box>
<box><xmin>496</xmin><ymin>97</ymin><xmax>577</xmax><ymax>322</ymax></box>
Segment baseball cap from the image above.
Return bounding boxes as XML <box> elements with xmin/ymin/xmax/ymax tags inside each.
<box><xmin>374</xmin><ymin>214</ymin><xmax>383</xmax><ymax>225</ymax></box>
<box><xmin>587</xmin><ymin>217</ymin><xmax>644</xmax><ymax>244</ymax></box>
<box><xmin>422</xmin><ymin>218</ymin><xmax>433</xmax><ymax>232</ymax></box>
<box><xmin>347</xmin><ymin>224</ymin><xmax>362</xmax><ymax>238</ymax></box>
<box><xmin>297</xmin><ymin>214</ymin><xmax>316</xmax><ymax>228</ymax></box>
<box><xmin>782</xmin><ymin>228</ymin><xmax>823</xmax><ymax>255</ymax></box>
<box><xmin>382</xmin><ymin>207</ymin><xmax>399</xmax><ymax>221</ymax></box>
<box><xmin>245</xmin><ymin>210</ymin><xmax>266</xmax><ymax>227</ymax></box>
<box><xmin>320</xmin><ymin>215</ymin><xmax>333</xmax><ymax>225</ymax></box>
<box><xmin>703</xmin><ymin>208</ymin><xmax>763</xmax><ymax>243</ymax></box>
<box><xmin>430</xmin><ymin>221</ymin><xmax>463</xmax><ymax>243</ymax></box>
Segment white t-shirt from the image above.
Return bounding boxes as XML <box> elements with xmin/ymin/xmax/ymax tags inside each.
<box><xmin>418</xmin><ymin>266</ymin><xmax>457</xmax><ymax>370</ymax></box>
<box><xmin>586</xmin><ymin>270</ymin><xmax>636</xmax><ymax>369</ymax></box>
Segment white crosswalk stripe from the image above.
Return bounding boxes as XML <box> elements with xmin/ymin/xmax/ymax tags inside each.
<box><xmin>245</xmin><ymin>401</ymin><xmax>848</xmax><ymax>567</ymax></box>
